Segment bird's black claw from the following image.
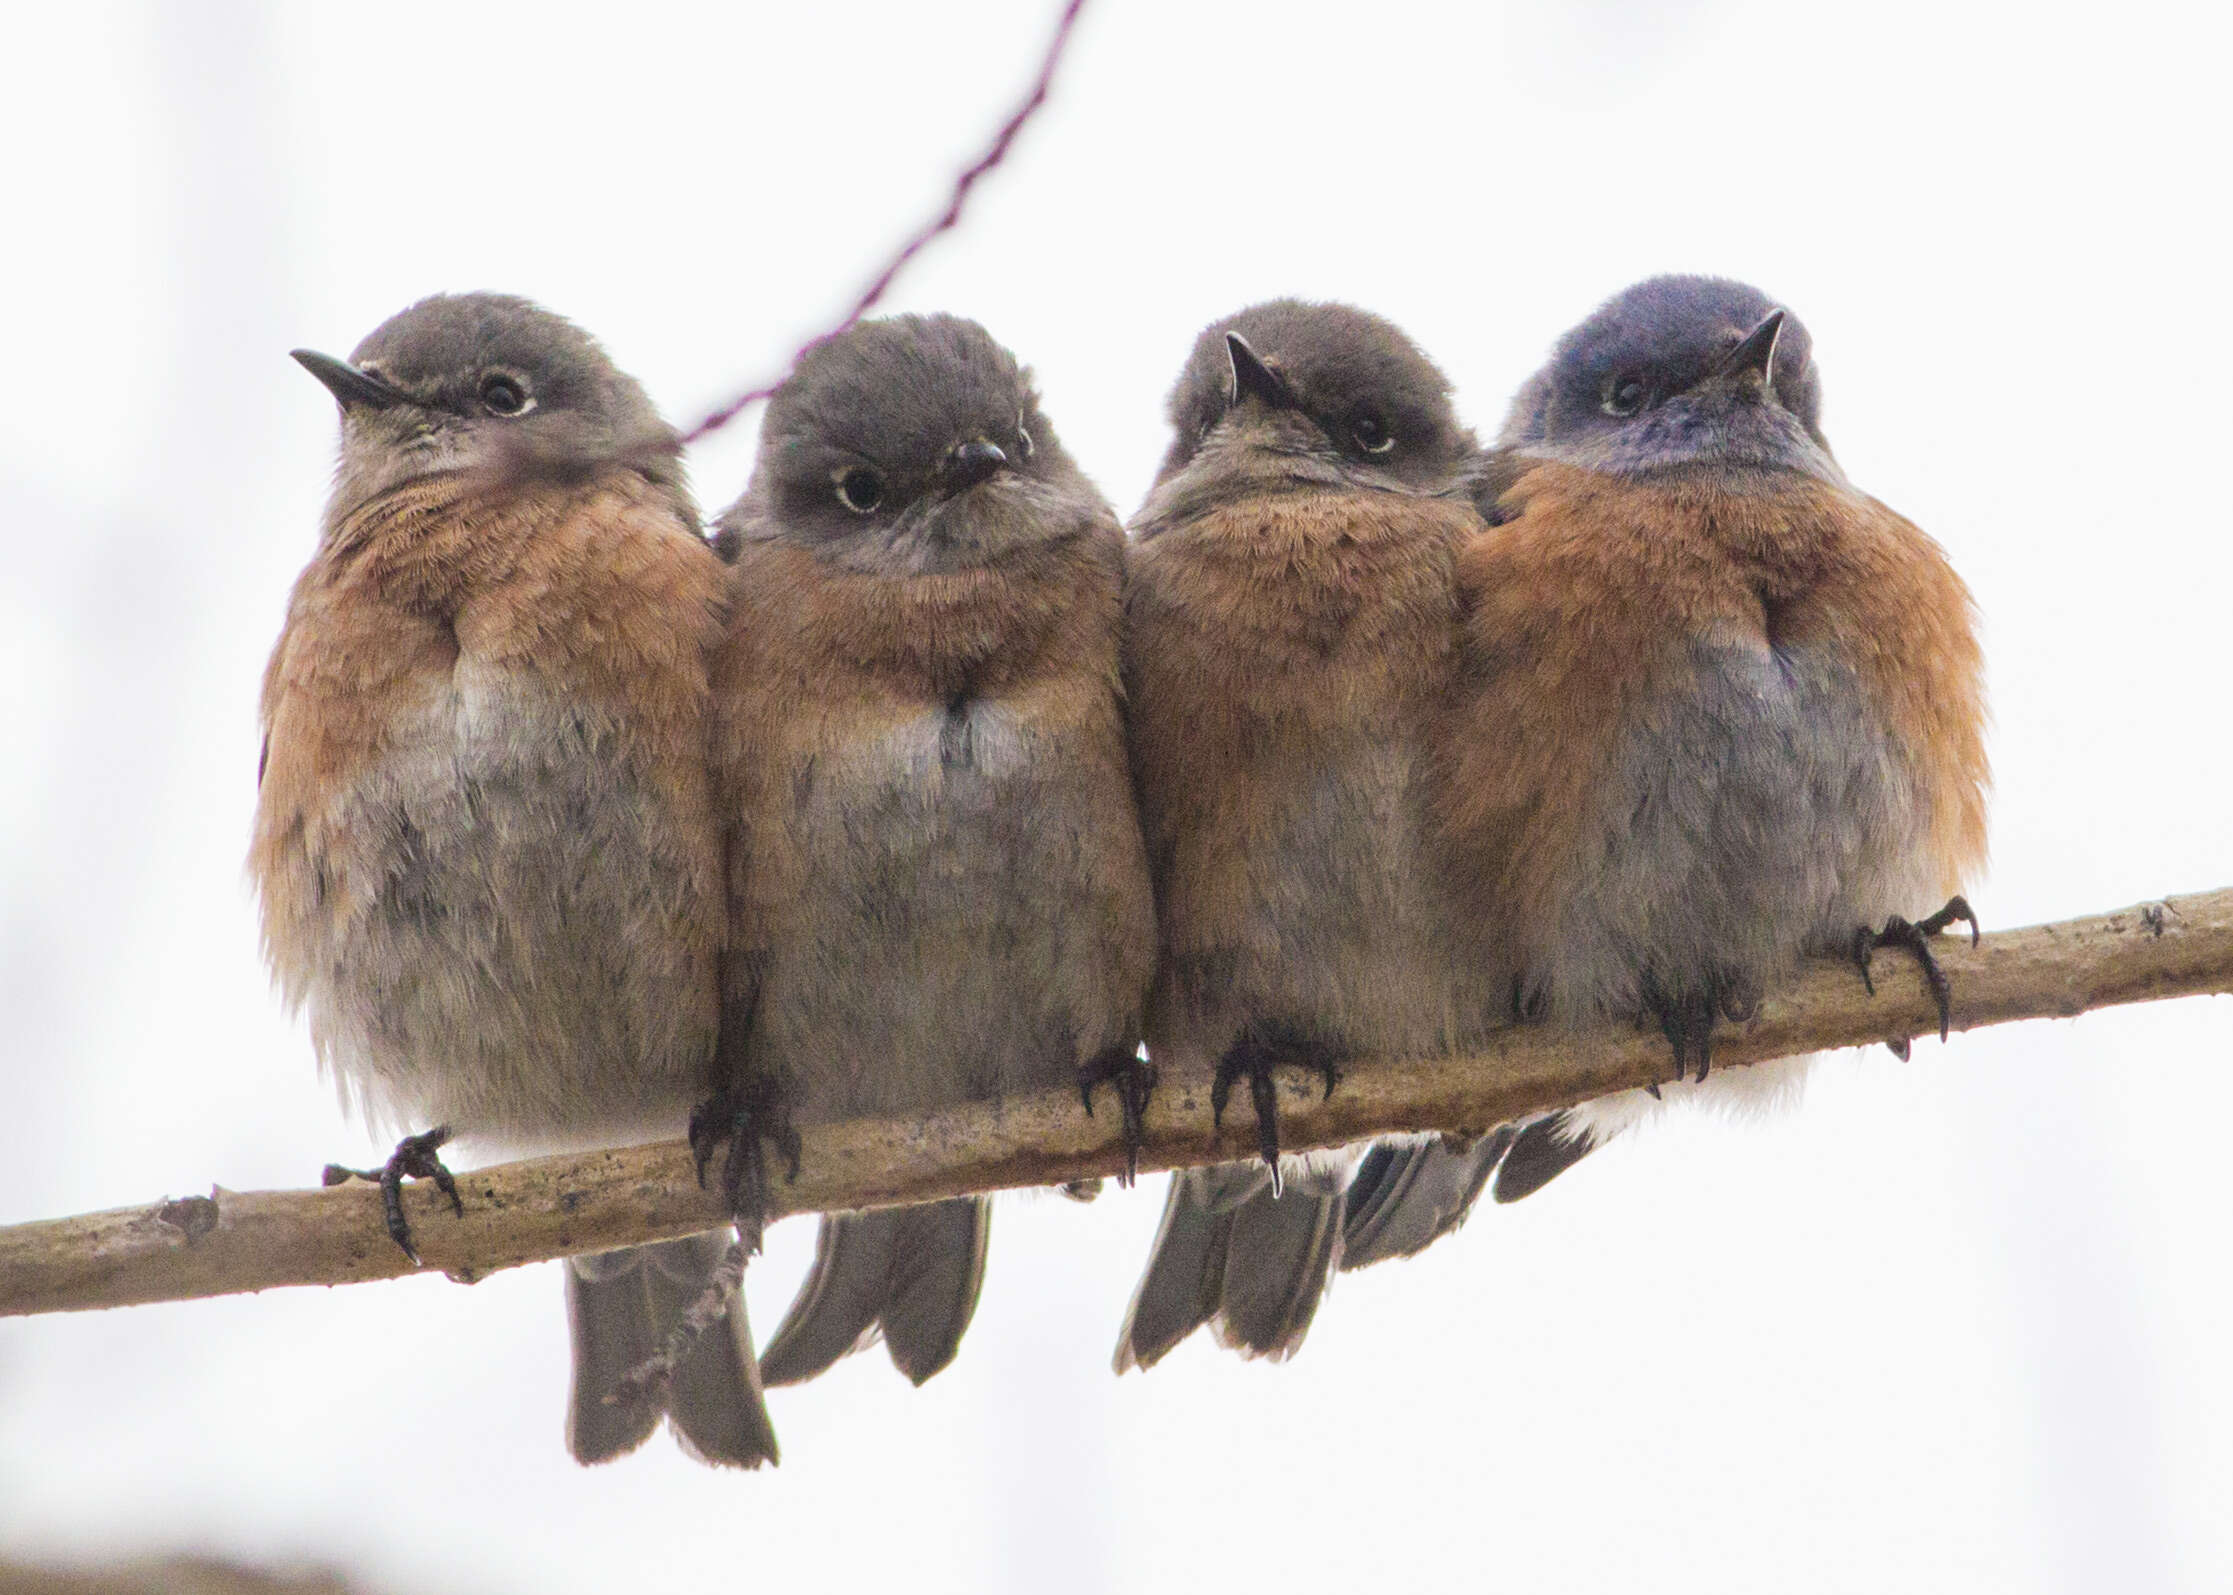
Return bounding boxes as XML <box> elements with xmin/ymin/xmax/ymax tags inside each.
<box><xmin>1212</xmin><ymin>1031</ymin><xmax>1346</xmax><ymax>1196</ymax></box>
<box><xmin>1851</xmin><ymin>925</ymin><xmax>1880</xmax><ymax>996</ymax></box>
<box><xmin>1078</xmin><ymin>1046</ymin><xmax>1158</xmax><ymax>1186</ymax></box>
<box><xmin>1640</xmin><ymin>973</ymin><xmax>1743</xmax><ymax>1087</ymax></box>
<box><xmin>1249</xmin><ymin>1067</ymin><xmax>1282</xmax><ymax>1183</ymax></box>
<box><xmin>1854</xmin><ymin>896</ymin><xmax>1975</xmax><ymax>1043</ymax></box>
<box><xmin>688</xmin><ymin>1097</ymin><xmax>722</xmax><ymax>1191</ymax></box>
<box><xmin>1212</xmin><ymin>1038</ymin><xmax>1278</xmax><ymax>1165</ymax></box>
<box><xmin>324</xmin><ymin>1126</ymin><xmax>459</xmax><ymax>1267</ymax></box>
<box><xmin>687</xmin><ymin>1084</ymin><xmax>795</xmax><ymax>1251</ymax></box>
<box><xmin>1886</xmin><ymin>1036</ymin><xmax>1913</xmax><ymax>1062</ymax></box>
<box><xmin>1644</xmin><ymin>989</ymin><xmax>1707</xmax><ymax>1085</ymax></box>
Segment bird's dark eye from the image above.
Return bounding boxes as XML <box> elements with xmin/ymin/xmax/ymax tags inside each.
<box><xmin>1351</xmin><ymin>413</ymin><xmax>1396</xmax><ymax>455</ymax></box>
<box><xmin>479</xmin><ymin>375</ymin><xmax>531</xmax><ymax>416</ymax></box>
<box><xmin>1601</xmin><ymin>374</ymin><xmax>1649</xmax><ymax>417</ymax></box>
<box><xmin>836</xmin><ymin>466</ymin><xmax>885</xmax><ymax>514</ymax></box>
<box><xmin>1016</xmin><ymin>422</ymin><xmax>1035</xmax><ymax>461</ymax></box>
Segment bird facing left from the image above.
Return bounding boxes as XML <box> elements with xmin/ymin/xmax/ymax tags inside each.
<box><xmin>250</xmin><ymin>291</ymin><xmax>779</xmax><ymax>1468</ymax></box>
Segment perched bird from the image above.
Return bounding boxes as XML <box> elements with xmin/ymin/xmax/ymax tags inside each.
<box><xmin>1409</xmin><ymin>273</ymin><xmax>1989</xmax><ymax>1221</ymax></box>
<box><xmin>1113</xmin><ymin>301</ymin><xmax>1493</xmax><ymax>1368</ymax></box>
<box><xmin>252</xmin><ymin>293</ymin><xmax>776</xmax><ymax>1468</ymax></box>
<box><xmin>703</xmin><ymin>313</ymin><xmax>1155</xmax><ymax>1390</ymax></box>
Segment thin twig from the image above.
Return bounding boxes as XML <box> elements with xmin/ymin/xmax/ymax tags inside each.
<box><xmin>676</xmin><ymin>0</ymin><xmax>1091</xmax><ymax>446</ymax></box>
<box><xmin>607</xmin><ymin>1237</ymin><xmax>748</xmax><ymax>1407</ymax></box>
<box><xmin>2</xmin><ymin>888</ymin><xmax>2227</xmax><ymax>1319</ymax></box>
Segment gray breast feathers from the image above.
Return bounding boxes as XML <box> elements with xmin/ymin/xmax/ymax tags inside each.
<box><xmin>297</xmin><ymin>676</ymin><xmax>719</xmax><ymax>1153</ymax></box>
<box><xmin>1534</xmin><ymin>637</ymin><xmax>1931</xmax><ymax>1023</ymax></box>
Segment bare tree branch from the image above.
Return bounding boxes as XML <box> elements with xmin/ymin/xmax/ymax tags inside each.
<box><xmin>676</xmin><ymin>0</ymin><xmax>1091</xmax><ymax>445</ymax></box>
<box><xmin>3</xmin><ymin>888</ymin><xmax>2226</xmax><ymax>1319</ymax></box>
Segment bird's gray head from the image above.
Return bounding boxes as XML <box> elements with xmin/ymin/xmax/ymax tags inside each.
<box><xmin>1498</xmin><ymin>275</ymin><xmax>1835</xmax><ymax>481</ymax></box>
<box><xmin>293</xmin><ymin>293</ymin><xmax>684</xmax><ymax>527</ymax></box>
<box><xmin>724</xmin><ymin>313</ymin><xmax>1104</xmax><ymax>575</ymax></box>
<box><xmin>1151</xmin><ymin>300</ymin><xmax>1474</xmax><ymax>502</ymax></box>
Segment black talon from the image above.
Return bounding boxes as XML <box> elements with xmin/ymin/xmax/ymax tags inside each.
<box><xmin>1852</xmin><ymin>925</ymin><xmax>1881</xmax><ymax>996</ymax></box>
<box><xmin>1212</xmin><ymin>1028</ymin><xmax>1346</xmax><ymax>1198</ymax></box>
<box><xmin>1916</xmin><ymin>893</ymin><xmax>1980</xmax><ymax>948</ymax></box>
<box><xmin>1209</xmin><ymin>1037</ymin><xmax>1265</xmax><ymax>1138</ymax></box>
<box><xmin>687</xmin><ymin>1096</ymin><xmax>724</xmax><ymax>1191</ymax></box>
<box><xmin>1078</xmin><ymin>1045</ymin><xmax>1158</xmax><ymax>1186</ymax></box>
<box><xmin>687</xmin><ymin>1082</ymin><xmax>797</xmax><ymax>1251</ymax></box>
<box><xmin>1687</xmin><ymin>1003</ymin><xmax>1714</xmax><ymax>1084</ymax></box>
<box><xmin>323</xmin><ymin>1125</ymin><xmax>460</xmax><ymax>1267</ymax></box>
<box><xmin>1653</xmin><ymin>1009</ymin><xmax>1685</xmax><ymax>1086</ymax></box>
<box><xmin>1642</xmin><ymin>980</ymin><xmax>1725</xmax><ymax>1086</ymax></box>
<box><xmin>1248</xmin><ymin>1067</ymin><xmax>1282</xmax><ymax>1191</ymax></box>
<box><xmin>1854</xmin><ymin>896</ymin><xmax>1977</xmax><ymax>1044</ymax></box>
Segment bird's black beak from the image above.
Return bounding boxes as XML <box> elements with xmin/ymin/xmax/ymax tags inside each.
<box><xmin>291</xmin><ymin>349</ymin><xmax>408</xmax><ymax>410</ymax></box>
<box><xmin>942</xmin><ymin>438</ymin><xmax>1009</xmax><ymax>491</ymax></box>
<box><xmin>1709</xmin><ymin>310</ymin><xmax>1785</xmax><ymax>386</ymax></box>
<box><xmin>1226</xmin><ymin>332</ymin><xmax>1295</xmax><ymax>410</ymax></box>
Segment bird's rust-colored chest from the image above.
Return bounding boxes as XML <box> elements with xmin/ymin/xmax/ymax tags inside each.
<box><xmin>1133</xmin><ymin>489</ymin><xmax>1468</xmax><ymax>666</ymax></box>
<box><xmin>256</xmin><ymin>473</ymin><xmax>723</xmax><ymax>818</ymax></box>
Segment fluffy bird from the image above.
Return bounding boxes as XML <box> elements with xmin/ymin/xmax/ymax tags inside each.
<box><xmin>703</xmin><ymin>313</ymin><xmax>1155</xmax><ymax>1390</ymax></box>
<box><xmin>1113</xmin><ymin>301</ymin><xmax>1493</xmax><ymax>1369</ymax></box>
<box><xmin>253</xmin><ymin>293</ymin><xmax>776</xmax><ymax>1468</ymax></box>
<box><xmin>1404</xmin><ymin>273</ymin><xmax>1989</xmax><ymax>1222</ymax></box>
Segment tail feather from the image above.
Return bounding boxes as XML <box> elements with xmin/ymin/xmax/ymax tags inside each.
<box><xmin>1212</xmin><ymin>1167</ymin><xmax>1345</xmax><ymax>1360</ymax></box>
<box><xmin>879</xmin><ymin>1198</ymin><xmax>992</xmax><ymax>1386</ymax></box>
<box><xmin>758</xmin><ymin>1213</ymin><xmax>895</xmax><ymax>1389</ymax></box>
<box><xmin>1492</xmin><ymin>1113</ymin><xmax>1599</xmax><ymax>1203</ymax></box>
<box><xmin>1112</xmin><ymin>1166</ymin><xmax>1261</xmax><ymax>1372</ymax></box>
<box><xmin>643</xmin><ymin>1232</ymin><xmax>780</xmax><ymax>1468</ymax></box>
<box><xmin>565</xmin><ymin>1248</ymin><xmax>662</xmax><ymax>1465</ymax></box>
<box><xmin>1340</xmin><ymin>1127</ymin><xmax>1515</xmax><ymax>1271</ymax></box>
<box><xmin>759</xmin><ymin>1199</ymin><xmax>991</xmax><ymax>1389</ymax></box>
<box><xmin>564</xmin><ymin>1233</ymin><xmax>778</xmax><ymax>1469</ymax></box>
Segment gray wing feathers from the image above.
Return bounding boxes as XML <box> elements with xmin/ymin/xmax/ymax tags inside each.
<box><xmin>564</xmin><ymin>1232</ymin><xmax>777</xmax><ymax>1469</ymax></box>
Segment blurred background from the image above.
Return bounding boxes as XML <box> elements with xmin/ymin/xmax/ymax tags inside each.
<box><xmin>3</xmin><ymin>0</ymin><xmax>2230</xmax><ymax>1590</ymax></box>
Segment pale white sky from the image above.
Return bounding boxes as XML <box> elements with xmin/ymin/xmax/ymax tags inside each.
<box><xmin>3</xmin><ymin>2</ymin><xmax>2231</xmax><ymax>1591</ymax></box>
